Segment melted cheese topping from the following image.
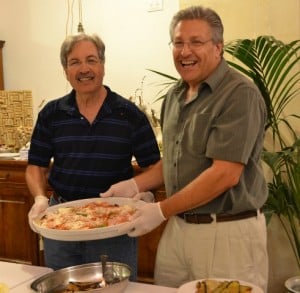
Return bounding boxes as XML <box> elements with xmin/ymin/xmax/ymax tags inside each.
<box><xmin>37</xmin><ymin>201</ymin><xmax>136</xmax><ymax>230</ymax></box>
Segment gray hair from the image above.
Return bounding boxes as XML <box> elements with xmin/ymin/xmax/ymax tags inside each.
<box><xmin>60</xmin><ymin>33</ymin><xmax>105</xmax><ymax>68</ymax></box>
<box><xmin>169</xmin><ymin>6</ymin><xmax>224</xmax><ymax>44</ymax></box>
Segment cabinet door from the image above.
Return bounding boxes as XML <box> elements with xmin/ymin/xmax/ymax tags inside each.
<box><xmin>0</xmin><ymin>182</ymin><xmax>40</xmax><ymax>264</ymax></box>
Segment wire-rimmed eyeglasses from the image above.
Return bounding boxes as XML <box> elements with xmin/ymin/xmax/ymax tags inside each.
<box><xmin>169</xmin><ymin>39</ymin><xmax>212</xmax><ymax>50</ymax></box>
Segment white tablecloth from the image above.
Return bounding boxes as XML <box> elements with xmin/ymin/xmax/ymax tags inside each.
<box><xmin>0</xmin><ymin>261</ymin><xmax>177</xmax><ymax>292</ymax></box>
<box><xmin>0</xmin><ymin>261</ymin><xmax>52</xmax><ymax>291</ymax></box>
<box><xmin>125</xmin><ymin>282</ymin><xmax>176</xmax><ymax>293</ymax></box>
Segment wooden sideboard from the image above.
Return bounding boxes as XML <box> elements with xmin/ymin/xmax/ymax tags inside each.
<box><xmin>0</xmin><ymin>159</ymin><xmax>166</xmax><ymax>283</ymax></box>
<box><xmin>0</xmin><ymin>160</ymin><xmax>39</xmax><ymax>265</ymax></box>
<box><xmin>0</xmin><ymin>40</ymin><xmax>5</xmax><ymax>90</ymax></box>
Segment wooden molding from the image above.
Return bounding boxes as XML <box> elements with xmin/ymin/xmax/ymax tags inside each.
<box><xmin>0</xmin><ymin>40</ymin><xmax>5</xmax><ymax>90</ymax></box>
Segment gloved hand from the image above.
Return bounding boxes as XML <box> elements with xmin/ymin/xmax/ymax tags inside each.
<box><xmin>28</xmin><ymin>195</ymin><xmax>49</xmax><ymax>232</ymax></box>
<box><xmin>133</xmin><ymin>192</ymin><xmax>154</xmax><ymax>203</ymax></box>
<box><xmin>100</xmin><ymin>178</ymin><xmax>139</xmax><ymax>198</ymax></box>
<box><xmin>127</xmin><ymin>202</ymin><xmax>166</xmax><ymax>237</ymax></box>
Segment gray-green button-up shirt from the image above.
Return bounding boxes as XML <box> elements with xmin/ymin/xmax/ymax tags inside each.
<box><xmin>161</xmin><ymin>59</ymin><xmax>268</xmax><ymax>214</ymax></box>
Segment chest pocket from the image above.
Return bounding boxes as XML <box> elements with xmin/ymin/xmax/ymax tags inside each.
<box><xmin>181</xmin><ymin>112</ymin><xmax>214</xmax><ymax>155</ymax></box>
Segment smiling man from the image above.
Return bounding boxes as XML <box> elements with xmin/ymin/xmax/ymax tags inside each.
<box><xmin>26</xmin><ymin>33</ymin><xmax>160</xmax><ymax>279</ymax></box>
<box><xmin>101</xmin><ymin>6</ymin><xmax>269</xmax><ymax>292</ymax></box>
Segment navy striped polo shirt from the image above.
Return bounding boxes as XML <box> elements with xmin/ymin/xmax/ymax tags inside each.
<box><xmin>28</xmin><ymin>86</ymin><xmax>160</xmax><ymax>201</ymax></box>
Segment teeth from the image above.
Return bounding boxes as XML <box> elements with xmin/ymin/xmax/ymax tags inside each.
<box><xmin>181</xmin><ymin>60</ymin><xmax>196</xmax><ymax>66</ymax></box>
<box><xmin>79</xmin><ymin>77</ymin><xmax>93</xmax><ymax>81</ymax></box>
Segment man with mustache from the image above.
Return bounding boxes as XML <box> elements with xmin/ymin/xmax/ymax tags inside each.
<box><xmin>26</xmin><ymin>33</ymin><xmax>160</xmax><ymax>280</ymax></box>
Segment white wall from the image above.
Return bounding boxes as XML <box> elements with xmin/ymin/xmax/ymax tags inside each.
<box><xmin>0</xmin><ymin>0</ymin><xmax>179</xmax><ymax>119</ymax></box>
<box><xmin>181</xmin><ymin>0</ymin><xmax>300</xmax><ymax>41</ymax></box>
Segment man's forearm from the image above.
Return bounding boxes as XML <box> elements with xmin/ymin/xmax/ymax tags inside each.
<box><xmin>134</xmin><ymin>159</ymin><xmax>164</xmax><ymax>192</ymax></box>
<box><xmin>25</xmin><ymin>164</ymin><xmax>49</xmax><ymax>197</ymax></box>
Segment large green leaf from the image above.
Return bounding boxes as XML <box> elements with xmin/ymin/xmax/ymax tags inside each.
<box><xmin>146</xmin><ymin>69</ymin><xmax>178</xmax><ymax>102</ymax></box>
<box><xmin>225</xmin><ymin>35</ymin><xmax>300</xmax><ymax>149</ymax></box>
<box><xmin>262</xmin><ymin>138</ymin><xmax>300</xmax><ymax>266</ymax></box>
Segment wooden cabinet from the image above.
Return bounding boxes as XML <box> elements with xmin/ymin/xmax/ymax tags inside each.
<box><xmin>0</xmin><ymin>40</ymin><xmax>5</xmax><ymax>90</ymax></box>
<box><xmin>0</xmin><ymin>160</ymin><xmax>166</xmax><ymax>283</ymax></box>
<box><xmin>0</xmin><ymin>160</ymin><xmax>40</xmax><ymax>265</ymax></box>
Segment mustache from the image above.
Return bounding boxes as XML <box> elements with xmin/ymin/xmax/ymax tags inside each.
<box><xmin>77</xmin><ymin>73</ymin><xmax>94</xmax><ymax>79</ymax></box>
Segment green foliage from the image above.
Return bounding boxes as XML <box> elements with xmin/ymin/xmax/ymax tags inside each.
<box><xmin>262</xmin><ymin>139</ymin><xmax>300</xmax><ymax>267</ymax></box>
<box><xmin>225</xmin><ymin>36</ymin><xmax>300</xmax><ymax>148</ymax></box>
<box><xmin>146</xmin><ymin>69</ymin><xmax>178</xmax><ymax>102</ymax></box>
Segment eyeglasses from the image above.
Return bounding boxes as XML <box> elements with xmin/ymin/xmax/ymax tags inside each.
<box><xmin>169</xmin><ymin>39</ymin><xmax>212</xmax><ymax>50</ymax></box>
<box><xmin>67</xmin><ymin>57</ymin><xmax>102</xmax><ymax>68</ymax></box>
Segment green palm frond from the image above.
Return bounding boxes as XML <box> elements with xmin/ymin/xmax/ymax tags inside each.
<box><xmin>262</xmin><ymin>139</ymin><xmax>300</xmax><ymax>267</ymax></box>
<box><xmin>146</xmin><ymin>69</ymin><xmax>178</xmax><ymax>102</ymax></box>
<box><xmin>225</xmin><ymin>35</ymin><xmax>300</xmax><ymax>149</ymax></box>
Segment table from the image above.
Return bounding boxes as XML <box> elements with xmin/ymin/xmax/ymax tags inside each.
<box><xmin>125</xmin><ymin>282</ymin><xmax>176</xmax><ymax>293</ymax></box>
<box><xmin>0</xmin><ymin>261</ymin><xmax>177</xmax><ymax>292</ymax></box>
<box><xmin>0</xmin><ymin>261</ymin><xmax>52</xmax><ymax>292</ymax></box>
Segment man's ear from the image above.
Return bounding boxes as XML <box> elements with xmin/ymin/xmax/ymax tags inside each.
<box><xmin>63</xmin><ymin>68</ymin><xmax>69</xmax><ymax>81</ymax></box>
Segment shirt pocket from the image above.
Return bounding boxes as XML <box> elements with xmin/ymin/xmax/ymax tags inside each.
<box><xmin>182</xmin><ymin>112</ymin><xmax>213</xmax><ymax>155</ymax></box>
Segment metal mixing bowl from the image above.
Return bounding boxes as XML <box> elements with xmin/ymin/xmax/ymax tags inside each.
<box><xmin>285</xmin><ymin>276</ymin><xmax>300</xmax><ymax>293</ymax></box>
<box><xmin>30</xmin><ymin>262</ymin><xmax>131</xmax><ymax>293</ymax></box>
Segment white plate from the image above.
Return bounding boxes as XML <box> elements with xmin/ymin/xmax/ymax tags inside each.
<box><xmin>0</xmin><ymin>152</ymin><xmax>19</xmax><ymax>159</ymax></box>
<box><xmin>33</xmin><ymin>197</ymin><xmax>144</xmax><ymax>241</ymax></box>
<box><xmin>178</xmin><ymin>278</ymin><xmax>264</xmax><ymax>293</ymax></box>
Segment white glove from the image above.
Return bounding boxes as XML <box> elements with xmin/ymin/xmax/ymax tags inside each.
<box><xmin>127</xmin><ymin>202</ymin><xmax>166</xmax><ymax>237</ymax></box>
<box><xmin>28</xmin><ymin>195</ymin><xmax>49</xmax><ymax>232</ymax></box>
<box><xmin>100</xmin><ymin>178</ymin><xmax>139</xmax><ymax>198</ymax></box>
<box><xmin>133</xmin><ymin>192</ymin><xmax>154</xmax><ymax>203</ymax></box>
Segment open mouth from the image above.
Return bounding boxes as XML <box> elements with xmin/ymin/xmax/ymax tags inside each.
<box><xmin>181</xmin><ymin>60</ymin><xmax>197</xmax><ymax>67</ymax></box>
<box><xmin>78</xmin><ymin>76</ymin><xmax>94</xmax><ymax>81</ymax></box>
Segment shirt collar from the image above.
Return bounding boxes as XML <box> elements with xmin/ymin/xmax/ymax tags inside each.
<box><xmin>204</xmin><ymin>58</ymin><xmax>229</xmax><ymax>91</ymax></box>
<box><xmin>174</xmin><ymin>58</ymin><xmax>229</xmax><ymax>103</ymax></box>
<box><xmin>57</xmin><ymin>85</ymin><xmax>121</xmax><ymax>116</ymax></box>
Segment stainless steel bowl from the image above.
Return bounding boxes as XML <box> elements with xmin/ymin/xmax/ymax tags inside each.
<box><xmin>31</xmin><ymin>262</ymin><xmax>131</xmax><ymax>293</ymax></box>
<box><xmin>285</xmin><ymin>276</ymin><xmax>300</xmax><ymax>293</ymax></box>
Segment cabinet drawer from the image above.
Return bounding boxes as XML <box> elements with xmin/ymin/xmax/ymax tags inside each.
<box><xmin>0</xmin><ymin>182</ymin><xmax>39</xmax><ymax>264</ymax></box>
<box><xmin>0</xmin><ymin>159</ymin><xmax>27</xmax><ymax>183</ymax></box>
<box><xmin>0</xmin><ymin>169</ymin><xmax>26</xmax><ymax>183</ymax></box>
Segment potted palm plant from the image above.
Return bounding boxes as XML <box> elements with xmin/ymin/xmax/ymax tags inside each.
<box><xmin>262</xmin><ymin>139</ymin><xmax>300</xmax><ymax>256</ymax></box>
